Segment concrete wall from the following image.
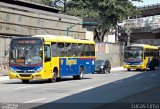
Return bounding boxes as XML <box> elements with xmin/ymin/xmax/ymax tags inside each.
<box><xmin>86</xmin><ymin>31</ymin><xmax>94</xmax><ymax>41</ymax></box>
<box><xmin>0</xmin><ymin>1</ymin><xmax>86</xmax><ymax>39</ymax></box>
<box><xmin>0</xmin><ymin>36</ymin><xmax>11</xmax><ymax>75</ymax></box>
<box><xmin>95</xmin><ymin>42</ymin><xmax>123</xmax><ymax>67</ymax></box>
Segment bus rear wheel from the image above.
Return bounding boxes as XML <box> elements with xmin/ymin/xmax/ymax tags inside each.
<box><xmin>22</xmin><ymin>80</ymin><xmax>29</xmax><ymax>84</ymax></box>
<box><xmin>73</xmin><ymin>67</ymin><xmax>84</xmax><ymax>80</ymax></box>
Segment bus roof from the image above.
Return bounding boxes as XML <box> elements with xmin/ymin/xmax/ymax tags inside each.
<box><xmin>128</xmin><ymin>44</ymin><xmax>158</xmax><ymax>49</ymax></box>
<box><xmin>32</xmin><ymin>35</ymin><xmax>95</xmax><ymax>44</ymax></box>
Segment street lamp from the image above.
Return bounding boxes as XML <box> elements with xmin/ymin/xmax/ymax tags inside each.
<box><xmin>66</xmin><ymin>22</ymin><xmax>97</xmax><ymax>36</ymax></box>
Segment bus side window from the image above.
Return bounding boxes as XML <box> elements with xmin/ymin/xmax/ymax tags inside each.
<box><xmin>58</xmin><ymin>43</ymin><xmax>65</xmax><ymax>57</ymax></box>
<box><xmin>78</xmin><ymin>44</ymin><xmax>84</xmax><ymax>56</ymax></box>
<box><xmin>44</xmin><ymin>44</ymin><xmax>51</xmax><ymax>62</ymax></box>
<box><xmin>65</xmin><ymin>43</ymin><xmax>72</xmax><ymax>57</ymax></box>
<box><xmin>90</xmin><ymin>44</ymin><xmax>95</xmax><ymax>56</ymax></box>
<box><xmin>51</xmin><ymin>42</ymin><xmax>58</xmax><ymax>57</ymax></box>
<box><xmin>84</xmin><ymin>44</ymin><xmax>90</xmax><ymax>56</ymax></box>
<box><xmin>72</xmin><ymin>43</ymin><xmax>78</xmax><ymax>57</ymax></box>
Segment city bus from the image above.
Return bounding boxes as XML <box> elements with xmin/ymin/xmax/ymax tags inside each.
<box><xmin>123</xmin><ymin>44</ymin><xmax>159</xmax><ymax>71</ymax></box>
<box><xmin>8</xmin><ymin>35</ymin><xmax>95</xmax><ymax>83</ymax></box>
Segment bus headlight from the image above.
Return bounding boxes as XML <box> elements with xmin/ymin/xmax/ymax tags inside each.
<box><xmin>139</xmin><ymin>62</ymin><xmax>143</xmax><ymax>65</ymax></box>
<box><xmin>9</xmin><ymin>67</ymin><xmax>16</xmax><ymax>73</ymax></box>
<box><xmin>35</xmin><ymin>67</ymin><xmax>42</xmax><ymax>73</ymax></box>
<box><xmin>101</xmin><ymin>66</ymin><xmax>104</xmax><ymax>69</ymax></box>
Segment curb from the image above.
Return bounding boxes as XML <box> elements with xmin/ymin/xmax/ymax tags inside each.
<box><xmin>0</xmin><ymin>76</ymin><xmax>9</xmax><ymax>81</ymax></box>
<box><xmin>111</xmin><ymin>67</ymin><xmax>125</xmax><ymax>71</ymax></box>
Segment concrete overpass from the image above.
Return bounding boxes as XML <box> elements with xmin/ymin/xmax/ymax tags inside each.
<box><xmin>119</xmin><ymin>4</ymin><xmax>160</xmax><ymax>46</ymax></box>
<box><xmin>140</xmin><ymin>4</ymin><xmax>160</xmax><ymax>17</ymax></box>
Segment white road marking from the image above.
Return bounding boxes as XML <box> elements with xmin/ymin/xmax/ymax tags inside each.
<box><xmin>136</xmin><ymin>77</ymin><xmax>142</xmax><ymax>80</ymax></box>
<box><xmin>150</xmin><ymin>74</ymin><xmax>157</xmax><ymax>77</ymax></box>
<box><xmin>113</xmin><ymin>80</ymin><xmax>123</xmax><ymax>83</ymax></box>
<box><xmin>25</xmin><ymin>98</ymin><xmax>46</xmax><ymax>103</ymax></box>
<box><xmin>79</xmin><ymin>87</ymin><xmax>94</xmax><ymax>91</ymax></box>
<box><xmin>14</xmin><ymin>86</ymin><xmax>33</xmax><ymax>90</ymax></box>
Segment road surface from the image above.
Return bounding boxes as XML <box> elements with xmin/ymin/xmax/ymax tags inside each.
<box><xmin>0</xmin><ymin>68</ymin><xmax>160</xmax><ymax>109</ymax></box>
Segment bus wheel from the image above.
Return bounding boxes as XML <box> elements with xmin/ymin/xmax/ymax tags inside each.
<box><xmin>73</xmin><ymin>67</ymin><xmax>84</xmax><ymax>80</ymax></box>
<box><xmin>22</xmin><ymin>80</ymin><xmax>29</xmax><ymax>84</ymax></box>
<box><xmin>48</xmin><ymin>72</ymin><xmax>57</xmax><ymax>83</ymax></box>
<box><xmin>79</xmin><ymin>67</ymin><xmax>84</xmax><ymax>79</ymax></box>
<box><xmin>127</xmin><ymin>68</ymin><xmax>131</xmax><ymax>71</ymax></box>
<box><xmin>50</xmin><ymin>73</ymin><xmax>57</xmax><ymax>83</ymax></box>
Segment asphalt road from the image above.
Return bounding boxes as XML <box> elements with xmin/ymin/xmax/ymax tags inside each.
<box><xmin>0</xmin><ymin>68</ymin><xmax>160</xmax><ymax>109</ymax></box>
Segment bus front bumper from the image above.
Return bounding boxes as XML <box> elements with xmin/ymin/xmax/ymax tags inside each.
<box><xmin>123</xmin><ymin>64</ymin><xmax>144</xmax><ymax>70</ymax></box>
<box><xmin>9</xmin><ymin>72</ymin><xmax>42</xmax><ymax>80</ymax></box>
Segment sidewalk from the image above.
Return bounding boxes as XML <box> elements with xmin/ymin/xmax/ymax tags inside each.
<box><xmin>111</xmin><ymin>66</ymin><xmax>125</xmax><ymax>72</ymax></box>
<box><xmin>0</xmin><ymin>66</ymin><xmax>124</xmax><ymax>81</ymax></box>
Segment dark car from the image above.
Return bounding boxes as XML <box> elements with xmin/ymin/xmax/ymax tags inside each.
<box><xmin>95</xmin><ymin>60</ymin><xmax>111</xmax><ymax>73</ymax></box>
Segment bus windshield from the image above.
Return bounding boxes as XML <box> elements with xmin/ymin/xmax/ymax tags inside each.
<box><xmin>124</xmin><ymin>47</ymin><xmax>143</xmax><ymax>61</ymax></box>
<box><xmin>10</xmin><ymin>39</ymin><xmax>43</xmax><ymax>65</ymax></box>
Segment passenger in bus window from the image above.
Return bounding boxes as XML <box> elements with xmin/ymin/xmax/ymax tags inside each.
<box><xmin>31</xmin><ymin>49</ymin><xmax>42</xmax><ymax>64</ymax></box>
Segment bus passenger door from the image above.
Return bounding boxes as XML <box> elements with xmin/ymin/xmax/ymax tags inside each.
<box><xmin>44</xmin><ymin>44</ymin><xmax>52</xmax><ymax>78</ymax></box>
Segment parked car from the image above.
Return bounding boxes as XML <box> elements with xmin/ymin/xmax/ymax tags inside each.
<box><xmin>95</xmin><ymin>60</ymin><xmax>111</xmax><ymax>73</ymax></box>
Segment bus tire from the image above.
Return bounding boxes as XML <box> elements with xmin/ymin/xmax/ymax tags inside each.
<box><xmin>22</xmin><ymin>80</ymin><xmax>29</xmax><ymax>84</ymax></box>
<box><xmin>48</xmin><ymin>68</ymin><xmax>58</xmax><ymax>83</ymax></box>
<box><xmin>48</xmin><ymin>73</ymin><xmax>56</xmax><ymax>83</ymax></box>
<box><xmin>73</xmin><ymin>66</ymin><xmax>84</xmax><ymax>80</ymax></box>
<box><xmin>127</xmin><ymin>68</ymin><xmax>131</xmax><ymax>71</ymax></box>
<box><xmin>79</xmin><ymin>67</ymin><xmax>84</xmax><ymax>79</ymax></box>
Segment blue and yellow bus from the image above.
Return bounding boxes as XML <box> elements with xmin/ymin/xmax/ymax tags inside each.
<box><xmin>9</xmin><ymin>35</ymin><xmax>95</xmax><ymax>83</ymax></box>
<box><xmin>123</xmin><ymin>44</ymin><xmax>159</xmax><ymax>71</ymax></box>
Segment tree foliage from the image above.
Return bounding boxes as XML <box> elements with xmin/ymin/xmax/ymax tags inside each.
<box><xmin>66</xmin><ymin>0</ymin><xmax>142</xmax><ymax>42</ymax></box>
<box><xmin>27</xmin><ymin>0</ymin><xmax>142</xmax><ymax>42</ymax></box>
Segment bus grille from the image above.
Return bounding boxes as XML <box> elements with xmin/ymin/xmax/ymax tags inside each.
<box><xmin>130</xmin><ymin>66</ymin><xmax>137</xmax><ymax>68</ymax></box>
<box><xmin>17</xmin><ymin>71</ymin><xmax>35</xmax><ymax>73</ymax></box>
<box><xmin>19</xmin><ymin>74</ymin><xmax>32</xmax><ymax>77</ymax></box>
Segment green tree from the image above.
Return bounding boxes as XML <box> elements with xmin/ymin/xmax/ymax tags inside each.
<box><xmin>66</xmin><ymin>0</ymin><xmax>142</xmax><ymax>42</ymax></box>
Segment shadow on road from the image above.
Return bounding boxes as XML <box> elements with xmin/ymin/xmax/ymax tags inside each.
<box><xmin>19</xmin><ymin>69</ymin><xmax>160</xmax><ymax>109</ymax></box>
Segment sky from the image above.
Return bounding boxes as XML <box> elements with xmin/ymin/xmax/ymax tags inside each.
<box><xmin>133</xmin><ymin>0</ymin><xmax>160</xmax><ymax>7</ymax></box>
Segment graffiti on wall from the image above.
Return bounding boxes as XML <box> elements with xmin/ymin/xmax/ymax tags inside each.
<box><xmin>0</xmin><ymin>45</ymin><xmax>10</xmax><ymax>75</ymax></box>
<box><xmin>95</xmin><ymin>43</ymin><xmax>110</xmax><ymax>56</ymax></box>
<box><xmin>95</xmin><ymin>42</ymin><xmax>123</xmax><ymax>67</ymax></box>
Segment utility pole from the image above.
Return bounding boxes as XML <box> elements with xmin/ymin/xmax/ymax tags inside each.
<box><xmin>125</xmin><ymin>29</ymin><xmax>131</xmax><ymax>46</ymax></box>
<box><xmin>125</xmin><ymin>17</ymin><xmax>131</xmax><ymax>46</ymax></box>
<box><xmin>64</xmin><ymin>0</ymin><xmax>67</xmax><ymax>13</ymax></box>
<box><xmin>115</xmin><ymin>21</ymin><xmax>119</xmax><ymax>43</ymax></box>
